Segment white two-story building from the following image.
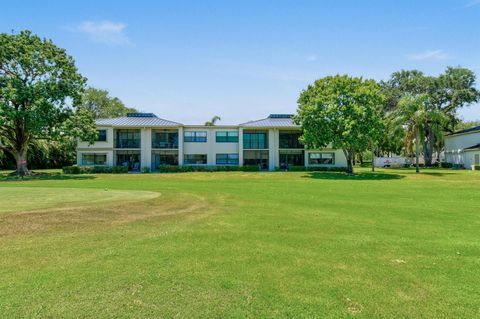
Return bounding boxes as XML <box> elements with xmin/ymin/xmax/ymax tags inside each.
<box><xmin>444</xmin><ymin>125</ymin><xmax>480</xmax><ymax>169</ymax></box>
<box><xmin>77</xmin><ymin>113</ymin><xmax>347</xmax><ymax>171</ymax></box>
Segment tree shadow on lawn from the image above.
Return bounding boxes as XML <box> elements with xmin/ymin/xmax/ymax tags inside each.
<box><xmin>0</xmin><ymin>172</ymin><xmax>96</xmax><ymax>182</ymax></box>
<box><xmin>302</xmin><ymin>171</ymin><xmax>405</xmax><ymax>180</ymax></box>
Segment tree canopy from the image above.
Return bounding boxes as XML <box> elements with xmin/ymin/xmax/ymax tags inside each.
<box><xmin>0</xmin><ymin>30</ymin><xmax>96</xmax><ymax>175</ymax></box>
<box><xmin>295</xmin><ymin>75</ymin><xmax>384</xmax><ymax>174</ymax></box>
<box><xmin>81</xmin><ymin>87</ymin><xmax>137</xmax><ymax>119</ymax></box>
<box><xmin>380</xmin><ymin>67</ymin><xmax>480</xmax><ymax>165</ymax></box>
<box><xmin>205</xmin><ymin>115</ymin><xmax>221</xmax><ymax>126</ymax></box>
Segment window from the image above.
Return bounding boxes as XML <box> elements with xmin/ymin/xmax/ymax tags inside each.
<box><xmin>216</xmin><ymin>131</ymin><xmax>238</xmax><ymax>143</ymax></box>
<box><xmin>96</xmin><ymin>129</ymin><xmax>107</xmax><ymax>142</ymax></box>
<box><xmin>279</xmin><ymin>150</ymin><xmax>304</xmax><ymax>166</ymax></box>
<box><xmin>115</xmin><ymin>129</ymin><xmax>141</xmax><ymax>148</ymax></box>
<box><xmin>184</xmin><ymin>154</ymin><xmax>207</xmax><ymax>165</ymax></box>
<box><xmin>152</xmin><ymin>150</ymin><xmax>178</xmax><ymax>169</ymax></box>
<box><xmin>216</xmin><ymin>153</ymin><xmax>239</xmax><ymax>165</ymax></box>
<box><xmin>308</xmin><ymin>152</ymin><xmax>335</xmax><ymax>165</ymax></box>
<box><xmin>243</xmin><ymin>150</ymin><xmax>269</xmax><ymax>169</ymax></box>
<box><xmin>115</xmin><ymin>151</ymin><xmax>141</xmax><ymax>171</ymax></box>
<box><xmin>243</xmin><ymin>131</ymin><xmax>268</xmax><ymax>149</ymax></box>
<box><xmin>152</xmin><ymin>130</ymin><xmax>178</xmax><ymax>148</ymax></box>
<box><xmin>184</xmin><ymin>131</ymin><xmax>207</xmax><ymax>142</ymax></box>
<box><xmin>279</xmin><ymin>131</ymin><xmax>303</xmax><ymax>149</ymax></box>
<box><xmin>82</xmin><ymin>153</ymin><xmax>107</xmax><ymax>166</ymax></box>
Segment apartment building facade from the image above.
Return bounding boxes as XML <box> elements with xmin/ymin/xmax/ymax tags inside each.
<box><xmin>77</xmin><ymin>113</ymin><xmax>347</xmax><ymax>171</ymax></box>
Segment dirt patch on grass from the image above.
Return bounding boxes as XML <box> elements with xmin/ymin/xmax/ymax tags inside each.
<box><xmin>0</xmin><ymin>192</ymin><xmax>210</xmax><ymax>237</ymax></box>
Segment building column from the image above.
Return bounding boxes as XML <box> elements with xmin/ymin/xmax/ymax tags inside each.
<box><xmin>238</xmin><ymin>127</ymin><xmax>244</xmax><ymax>166</ymax></box>
<box><xmin>178</xmin><ymin>127</ymin><xmax>184</xmax><ymax>165</ymax></box>
<box><xmin>268</xmin><ymin>129</ymin><xmax>276</xmax><ymax>171</ymax></box>
<box><xmin>141</xmin><ymin>128</ymin><xmax>152</xmax><ymax>169</ymax></box>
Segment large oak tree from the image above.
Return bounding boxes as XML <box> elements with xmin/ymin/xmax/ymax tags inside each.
<box><xmin>0</xmin><ymin>30</ymin><xmax>96</xmax><ymax>175</ymax></box>
<box><xmin>295</xmin><ymin>75</ymin><xmax>384</xmax><ymax>174</ymax></box>
<box><xmin>380</xmin><ymin>68</ymin><xmax>480</xmax><ymax>166</ymax></box>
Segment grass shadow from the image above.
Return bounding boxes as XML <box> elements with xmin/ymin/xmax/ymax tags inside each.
<box><xmin>0</xmin><ymin>172</ymin><xmax>96</xmax><ymax>182</ymax></box>
<box><xmin>302</xmin><ymin>171</ymin><xmax>404</xmax><ymax>180</ymax></box>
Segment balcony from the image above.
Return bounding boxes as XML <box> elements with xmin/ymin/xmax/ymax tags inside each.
<box><xmin>152</xmin><ymin>130</ymin><xmax>178</xmax><ymax>149</ymax></box>
<box><xmin>114</xmin><ymin>129</ymin><xmax>141</xmax><ymax>149</ymax></box>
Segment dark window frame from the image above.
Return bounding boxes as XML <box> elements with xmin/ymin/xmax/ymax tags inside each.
<box><xmin>308</xmin><ymin>152</ymin><xmax>335</xmax><ymax>165</ymax></box>
<box><xmin>82</xmin><ymin>153</ymin><xmax>107</xmax><ymax>166</ymax></box>
<box><xmin>216</xmin><ymin>131</ymin><xmax>239</xmax><ymax>143</ymax></box>
<box><xmin>184</xmin><ymin>154</ymin><xmax>208</xmax><ymax>165</ymax></box>
<box><xmin>96</xmin><ymin>129</ymin><xmax>107</xmax><ymax>142</ymax></box>
<box><xmin>216</xmin><ymin>153</ymin><xmax>239</xmax><ymax>165</ymax></box>
<box><xmin>152</xmin><ymin>130</ymin><xmax>179</xmax><ymax>149</ymax></box>
<box><xmin>243</xmin><ymin>132</ymin><xmax>268</xmax><ymax>149</ymax></box>
<box><xmin>279</xmin><ymin>131</ymin><xmax>303</xmax><ymax>149</ymax></box>
<box><xmin>184</xmin><ymin>131</ymin><xmax>207</xmax><ymax>143</ymax></box>
<box><xmin>115</xmin><ymin>129</ymin><xmax>141</xmax><ymax>148</ymax></box>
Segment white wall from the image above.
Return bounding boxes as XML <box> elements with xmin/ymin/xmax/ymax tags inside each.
<box><xmin>305</xmin><ymin>149</ymin><xmax>347</xmax><ymax>168</ymax></box>
<box><xmin>140</xmin><ymin>128</ymin><xmax>152</xmax><ymax>169</ymax></box>
<box><xmin>183</xmin><ymin>127</ymin><xmax>239</xmax><ymax>165</ymax></box>
<box><xmin>444</xmin><ymin>131</ymin><xmax>480</xmax><ymax>165</ymax></box>
<box><xmin>77</xmin><ymin>150</ymin><xmax>114</xmax><ymax>166</ymax></box>
<box><xmin>77</xmin><ymin>127</ymin><xmax>113</xmax><ymax>149</ymax></box>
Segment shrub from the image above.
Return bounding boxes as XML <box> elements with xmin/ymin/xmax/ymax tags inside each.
<box><xmin>63</xmin><ymin>165</ymin><xmax>128</xmax><ymax>174</ymax></box>
<box><xmin>142</xmin><ymin>166</ymin><xmax>151</xmax><ymax>173</ymax></box>
<box><xmin>62</xmin><ymin>165</ymin><xmax>81</xmax><ymax>174</ymax></box>
<box><xmin>474</xmin><ymin>165</ymin><xmax>480</xmax><ymax>171</ymax></box>
<box><xmin>306</xmin><ymin>166</ymin><xmax>347</xmax><ymax>172</ymax></box>
<box><xmin>440</xmin><ymin>162</ymin><xmax>453</xmax><ymax>168</ymax></box>
<box><xmin>157</xmin><ymin>165</ymin><xmax>260</xmax><ymax>173</ymax></box>
<box><xmin>112</xmin><ymin>166</ymin><xmax>128</xmax><ymax>173</ymax></box>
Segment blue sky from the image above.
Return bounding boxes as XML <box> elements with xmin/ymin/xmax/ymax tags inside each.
<box><xmin>2</xmin><ymin>0</ymin><xmax>479</xmax><ymax>124</ymax></box>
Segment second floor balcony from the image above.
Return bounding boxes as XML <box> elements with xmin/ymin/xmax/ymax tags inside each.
<box><xmin>152</xmin><ymin>130</ymin><xmax>179</xmax><ymax>149</ymax></box>
<box><xmin>115</xmin><ymin>129</ymin><xmax>141</xmax><ymax>148</ymax></box>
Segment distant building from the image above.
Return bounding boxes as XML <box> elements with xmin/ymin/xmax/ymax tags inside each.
<box><xmin>76</xmin><ymin>113</ymin><xmax>347</xmax><ymax>171</ymax></box>
<box><xmin>444</xmin><ymin>126</ymin><xmax>480</xmax><ymax>168</ymax></box>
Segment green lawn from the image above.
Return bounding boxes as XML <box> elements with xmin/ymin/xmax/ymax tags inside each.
<box><xmin>0</xmin><ymin>168</ymin><xmax>479</xmax><ymax>318</ymax></box>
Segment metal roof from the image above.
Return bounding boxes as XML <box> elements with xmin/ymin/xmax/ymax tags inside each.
<box><xmin>447</xmin><ymin>125</ymin><xmax>480</xmax><ymax>136</ymax></box>
<box><xmin>96</xmin><ymin>114</ymin><xmax>182</xmax><ymax>127</ymax></box>
<box><xmin>240</xmin><ymin>114</ymin><xmax>299</xmax><ymax>128</ymax></box>
<box><xmin>464</xmin><ymin>143</ymin><xmax>480</xmax><ymax>150</ymax></box>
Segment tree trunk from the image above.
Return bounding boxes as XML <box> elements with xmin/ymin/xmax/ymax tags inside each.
<box><xmin>424</xmin><ymin>127</ymin><xmax>434</xmax><ymax>167</ymax></box>
<box><xmin>359</xmin><ymin>153</ymin><xmax>364</xmax><ymax>165</ymax></box>
<box><xmin>343</xmin><ymin>149</ymin><xmax>354</xmax><ymax>174</ymax></box>
<box><xmin>415</xmin><ymin>128</ymin><xmax>420</xmax><ymax>174</ymax></box>
<box><xmin>14</xmin><ymin>148</ymin><xmax>30</xmax><ymax>176</ymax></box>
<box><xmin>371</xmin><ymin>147</ymin><xmax>375</xmax><ymax>172</ymax></box>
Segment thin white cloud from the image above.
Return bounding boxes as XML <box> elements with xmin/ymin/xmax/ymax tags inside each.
<box><xmin>306</xmin><ymin>54</ymin><xmax>318</xmax><ymax>62</ymax></box>
<box><xmin>465</xmin><ymin>0</ymin><xmax>480</xmax><ymax>7</ymax></box>
<box><xmin>407</xmin><ymin>49</ymin><xmax>451</xmax><ymax>61</ymax></box>
<box><xmin>66</xmin><ymin>20</ymin><xmax>132</xmax><ymax>46</ymax></box>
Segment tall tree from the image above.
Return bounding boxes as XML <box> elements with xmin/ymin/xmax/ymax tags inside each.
<box><xmin>81</xmin><ymin>87</ymin><xmax>137</xmax><ymax>119</ymax></box>
<box><xmin>205</xmin><ymin>115</ymin><xmax>221</xmax><ymax>126</ymax></box>
<box><xmin>381</xmin><ymin>68</ymin><xmax>480</xmax><ymax>166</ymax></box>
<box><xmin>392</xmin><ymin>95</ymin><xmax>448</xmax><ymax>173</ymax></box>
<box><xmin>0</xmin><ymin>30</ymin><xmax>96</xmax><ymax>175</ymax></box>
<box><xmin>295</xmin><ymin>75</ymin><xmax>384</xmax><ymax>174</ymax></box>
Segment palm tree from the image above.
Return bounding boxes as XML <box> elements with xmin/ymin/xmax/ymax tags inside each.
<box><xmin>392</xmin><ymin>95</ymin><xmax>447</xmax><ymax>173</ymax></box>
<box><xmin>205</xmin><ymin>115</ymin><xmax>221</xmax><ymax>126</ymax></box>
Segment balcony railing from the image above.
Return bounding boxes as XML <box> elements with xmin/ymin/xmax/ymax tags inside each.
<box><xmin>114</xmin><ymin>139</ymin><xmax>141</xmax><ymax>149</ymax></box>
<box><xmin>152</xmin><ymin>141</ymin><xmax>178</xmax><ymax>149</ymax></box>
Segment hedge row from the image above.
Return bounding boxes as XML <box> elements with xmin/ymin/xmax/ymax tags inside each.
<box><xmin>63</xmin><ymin>165</ymin><xmax>128</xmax><ymax>174</ymax></box>
<box><xmin>475</xmin><ymin>165</ymin><xmax>480</xmax><ymax>171</ymax></box>
<box><xmin>275</xmin><ymin>165</ymin><xmax>347</xmax><ymax>172</ymax></box>
<box><xmin>157</xmin><ymin>165</ymin><xmax>260</xmax><ymax>173</ymax></box>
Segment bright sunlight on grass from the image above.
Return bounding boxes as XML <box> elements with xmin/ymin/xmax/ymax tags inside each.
<box><xmin>0</xmin><ymin>168</ymin><xmax>479</xmax><ymax>318</ymax></box>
